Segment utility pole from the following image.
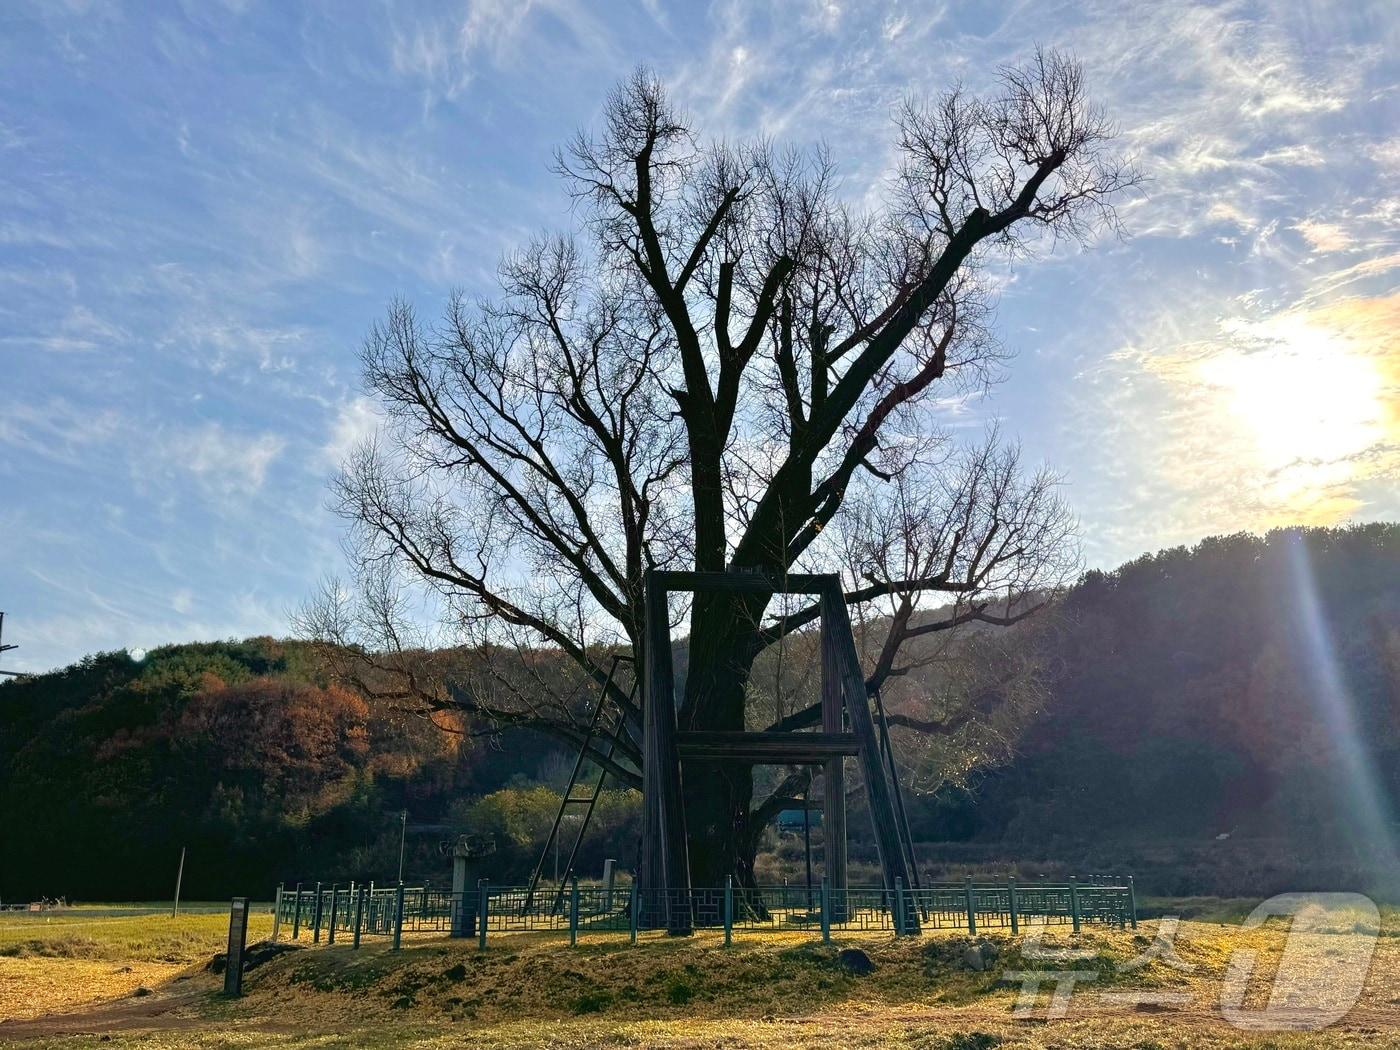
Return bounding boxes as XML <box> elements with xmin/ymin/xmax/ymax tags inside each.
<box><xmin>172</xmin><ymin>846</ymin><xmax>186</xmax><ymax>918</ymax></box>
<box><xmin>0</xmin><ymin>613</ymin><xmax>23</xmax><ymax>678</ymax></box>
<box><xmin>396</xmin><ymin>809</ymin><xmax>408</xmax><ymax>884</ymax></box>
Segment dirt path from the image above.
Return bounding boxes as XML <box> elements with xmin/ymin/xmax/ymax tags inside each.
<box><xmin>3</xmin><ymin>988</ymin><xmax>1399</xmax><ymax>1046</ymax></box>
<box><xmin>0</xmin><ymin>958</ymin><xmax>189</xmax><ymax>1024</ymax></box>
<box><xmin>0</xmin><ymin>990</ymin><xmax>208</xmax><ymax>1041</ymax></box>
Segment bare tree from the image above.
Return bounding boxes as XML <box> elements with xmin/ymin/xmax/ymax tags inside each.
<box><xmin>301</xmin><ymin>51</ymin><xmax>1135</xmax><ymax>885</ymax></box>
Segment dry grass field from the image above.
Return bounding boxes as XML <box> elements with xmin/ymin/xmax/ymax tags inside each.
<box><xmin>0</xmin><ymin>909</ymin><xmax>274</xmax><ymax>1024</ymax></box>
<box><xmin>1</xmin><ymin>902</ymin><xmax>1397</xmax><ymax>1048</ymax></box>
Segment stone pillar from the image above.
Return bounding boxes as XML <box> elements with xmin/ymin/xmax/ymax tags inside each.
<box><xmin>602</xmin><ymin>858</ymin><xmax>617</xmax><ymax>911</ymax></box>
<box><xmin>449</xmin><ymin>835</ymin><xmax>496</xmax><ymax>938</ymax></box>
<box><xmin>450</xmin><ymin>845</ymin><xmax>477</xmax><ymax>938</ymax></box>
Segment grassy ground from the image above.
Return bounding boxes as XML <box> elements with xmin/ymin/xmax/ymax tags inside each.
<box><xmin>0</xmin><ymin>908</ymin><xmax>274</xmax><ymax>1023</ymax></box>
<box><xmin>1</xmin><ymin>900</ymin><xmax>1397</xmax><ymax>1047</ymax></box>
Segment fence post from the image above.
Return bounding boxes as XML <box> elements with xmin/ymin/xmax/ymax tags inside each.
<box><xmin>569</xmin><ymin>877</ymin><xmax>580</xmax><ymax>947</ymax></box>
<box><xmin>1069</xmin><ymin>877</ymin><xmax>1081</xmax><ymax>935</ymax></box>
<box><xmin>724</xmin><ymin>876</ymin><xmax>734</xmax><ymax>947</ymax></box>
<box><xmin>291</xmin><ymin>882</ymin><xmax>303</xmax><ymax>940</ymax></box>
<box><xmin>353</xmin><ymin>883</ymin><xmax>365</xmax><ymax>949</ymax></box>
<box><xmin>271</xmin><ymin>883</ymin><xmax>283</xmax><ymax>943</ymax></box>
<box><xmin>393</xmin><ymin>882</ymin><xmax>406</xmax><ymax>950</ymax></box>
<box><xmin>964</xmin><ymin>876</ymin><xmax>977</xmax><ymax>935</ymax></box>
<box><xmin>1008</xmin><ymin>877</ymin><xmax>1019</xmax><ymax>936</ymax></box>
<box><xmin>421</xmin><ymin>879</ymin><xmax>431</xmax><ymax>920</ymax></box>
<box><xmin>327</xmin><ymin>884</ymin><xmax>340</xmax><ymax>945</ymax></box>
<box><xmin>1127</xmin><ymin>875</ymin><xmax>1138</xmax><ymax>930</ymax></box>
<box><xmin>477</xmin><ymin>880</ymin><xmax>489</xmax><ymax>950</ymax></box>
<box><xmin>894</xmin><ymin>877</ymin><xmax>906</xmax><ymax>936</ymax></box>
<box><xmin>819</xmin><ymin>877</ymin><xmax>831</xmax><ymax>944</ymax></box>
<box><xmin>628</xmin><ymin>882</ymin><xmax>639</xmax><ymax>944</ymax></box>
<box><xmin>312</xmin><ymin>882</ymin><xmax>324</xmax><ymax>943</ymax></box>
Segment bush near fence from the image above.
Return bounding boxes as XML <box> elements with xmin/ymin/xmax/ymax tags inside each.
<box><xmin>270</xmin><ymin>875</ymin><xmax>1136</xmax><ymax>949</ymax></box>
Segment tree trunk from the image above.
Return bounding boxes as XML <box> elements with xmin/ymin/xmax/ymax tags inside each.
<box><xmin>679</xmin><ymin>591</ymin><xmax>767</xmax><ymax>890</ymax></box>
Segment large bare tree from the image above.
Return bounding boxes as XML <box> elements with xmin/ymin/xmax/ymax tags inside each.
<box><xmin>303</xmin><ymin>52</ymin><xmax>1134</xmax><ymax>886</ymax></box>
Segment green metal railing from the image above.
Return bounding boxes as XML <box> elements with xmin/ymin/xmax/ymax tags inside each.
<box><xmin>271</xmin><ymin>874</ymin><xmax>1136</xmax><ymax>948</ymax></box>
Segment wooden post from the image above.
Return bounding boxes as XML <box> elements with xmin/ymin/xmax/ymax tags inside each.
<box><xmin>291</xmin><ymin>882</ymin><xmax>303</xmax><ymax>940</ymax></box>
<box><xmin>353</xmin><ymin>883</ymin><xmax>365</xmax><ymax>949</ymax></box>
<box><xmin>1008</xmin><ymin>877</ymin><xmax>1019</xmax><ymax>936</ymax></box>
<box><xmin>312</xmin><ymin>882</ymin><xmax>324</xmax><ymax>943</ymax></box>
<box><xmin>1128</xmin><ymin>876</ymin><xmax>1138</xmax><ymax>930</ymax></box>
<box><xmin>820</xmin><ymin>587</ymin><xmax>916</xmax><ymax>929</ymax></box>
<box><xmin>223</xmin><ymin>898</ymin><xmax>250</xmax><ymax>997</ymax></box>
<box><xmin>640</xmin><ymin>573</ymin><xmax>691</xmax><ymax>934</ymax></box>
<box><xmin>327</xmin><ymin>884</ymin><xmax>339</xmax><ymax>944</ymax></box>
<box><xmin>964</xmin><ymin>876</ymin><xmax>977</xmax><ymax>935</ymax></box>
<box><xmin>820</xmin><ymin>612</ymin><xmax>848</xmax><ymax>914</ymax></box>
<box><xmin>477</xmin><ymin>880</ymin><xmax>489</xmax><ymax>950</ymax></box>
<box><xmin>723</xmin><ymin>876</ymin><xmax>733</xmax><ymax>947</ymax></box>
<box><xmin>1069</xmin><ymin>877</ymin><xmax>1081</xmax><ymax>935</ymax></box>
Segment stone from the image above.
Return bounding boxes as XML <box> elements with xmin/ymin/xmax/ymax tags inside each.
<box><xmin>207</xmin><ymin>939</ymin><xmax>304</xmax><ymax>974</ymax></box>
<box><xmin>836</xmin><ymin>947</ymin><xmax>874</xmax><ymax>975</ymax></box>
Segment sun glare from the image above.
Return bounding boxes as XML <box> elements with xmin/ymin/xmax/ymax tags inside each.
<box><xmin>1207</xmin><ymin>321</ymin><xmax>1384</xmax><ymax>465</ymax></box>
<box><xmin>1198</xmin><ymin>316</ymin><xmax>1387</xmax><ymax>517</ymax></box>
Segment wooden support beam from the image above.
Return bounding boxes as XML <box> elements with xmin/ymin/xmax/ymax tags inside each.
<box><xmin>649</xmin><ymin>570</ymin><xmax>838</xmax><ymax>595</ymax></box>
<box><xmin>640</xmin><ymin>574</ymin><xmax>691</xmax><ymax>933</ymax></box>
<box><xmin>638</xmin><ymin>568</ymin><xmax>918</xmax><ymax>935</ymax></box>
<box><xmin>675</xmin><ymin>731</ymin><xmax>859</xmax><ymax>763</ymax></box>
<box><xmin>820</xmin><ymin>585</ymin><xmax>916</xmax><ymax>929</ymax></box>
<box><xmin>820</xmin><ymin>614</ymin><xmax>848</xmax><ymax>907</ymax></box>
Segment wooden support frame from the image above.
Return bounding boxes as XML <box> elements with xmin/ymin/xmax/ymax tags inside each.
<box><xmin>639</xmin><ymin>569</ymin><xmax>916</xmax><ymax>933</ymax></box>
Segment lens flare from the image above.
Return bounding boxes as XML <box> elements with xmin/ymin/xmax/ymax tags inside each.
<box><xmin>1284</xmin><ymin>533</ymin><xmax>1399</xmax><ymax>870</ymax></box>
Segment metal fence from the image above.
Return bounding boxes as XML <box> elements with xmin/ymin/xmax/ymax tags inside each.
<box><xmin>272</xmin><ymin>875</ymin><xmax>1136</xmax><ymax>948</ymax></box>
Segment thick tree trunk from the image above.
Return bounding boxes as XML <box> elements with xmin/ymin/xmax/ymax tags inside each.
<box><xmin>679</xmin><ymin>590</ymin><xmax>767</xmax><ymax>890</ymax></box>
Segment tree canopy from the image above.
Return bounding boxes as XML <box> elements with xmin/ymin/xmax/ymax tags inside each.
<box><xmin>306</xmin><ymin>53</ymin><xmax>1136</xmax><ymax>883</ymax></box>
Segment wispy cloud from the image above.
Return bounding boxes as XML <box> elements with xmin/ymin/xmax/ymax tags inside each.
<box><xmin>3</xmin><ymin>0</ymin><xmax>1398</xmax><ymax>669</ymax></box>
<box><xmin>1294</xmin><ymin>220</ymin><xmax>1354</xmax><ymax>253</ymax></box>
<box><xmin>159</xmin><ymin>422</ymin><xmax>287</xmax><ymax>498</ymax></box>
<box><xmin>0</xmin><ymin>304</ymin><xmax>129</xmax><ymax>353</ymax></box>
<box><xmin>321</xmin><ymin>395</ymin><xmax>382</xmax><ymax>469</ymax></box>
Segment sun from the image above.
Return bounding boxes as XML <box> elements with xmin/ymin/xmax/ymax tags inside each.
<box><xmin>1199</xmin><ymin>316</ymin><xmax>1386</xmax><ymax>515</ymax></box>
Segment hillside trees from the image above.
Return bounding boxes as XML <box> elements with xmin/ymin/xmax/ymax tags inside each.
<box><xmin>306</xmin><ymin>53</ymin><xmax>1135</xmax><ymax>885</ymax></box>
<box><xmin>968</xmin><ymin>525</ymin><xmax>1400</xmax><ymax>857</ymax></box>
<box><xmin>0</xmin><ymin>640</ymin><xmax>490</xmax><ymax>899</ymax></box>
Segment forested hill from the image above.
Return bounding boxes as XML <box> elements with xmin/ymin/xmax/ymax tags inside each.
<box><xmin>932</xmin><ymin>523</ymin><xmax>1400</xmax><ymax>893</ymax></box>
<box><xmin>0</xmin><ymin>639</ymin><xmax>572</xmax><ymax>901</ymax></box>
<box><xmin>2</xmin><ymin>524</ymin><xmax>1396</xmax><ymax>901</ymax></box>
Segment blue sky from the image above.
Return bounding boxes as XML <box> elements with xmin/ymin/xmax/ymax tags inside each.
<box><xmin>2</xmin><ymin>0</ymin><xmax>1397</xmax><ymax>672</ymax></box>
